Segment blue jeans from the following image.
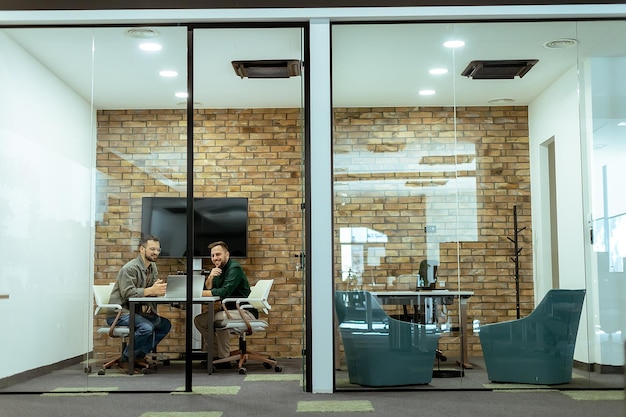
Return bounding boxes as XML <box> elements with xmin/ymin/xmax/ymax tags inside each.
<box><xmin>107</xmin><ymin>313</ymin><xmax>171</xmax><ymax>359</ymax></box>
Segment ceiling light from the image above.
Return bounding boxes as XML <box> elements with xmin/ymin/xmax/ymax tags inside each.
<box><xmin>618</xmin><ymin>121</ymin><xmax>626</xmax><ymax>126</ymax></box>
<box><xmin>488</xmin><ymin>97</ymin><xmax>515</xmax><ymax>104</ymax></box>
<box><xmin>543</xmin><ymin>39</ymin><xmax>578</xmax><ymax>49</ymax></box>
<box><xmin>175</xmin><ymin>92</ymin><xmax>188</xmax><ymax>98</ymax></box>
<box><xmin>419</xmin><ymin>89</ymin><xmax>436</xmax><ymax>96</ymax></box>
<box><xmin>139</xmin><ymin>42</ymin><xmax>162</xmax><ymax>52</ymax></box>
<box><xmin>124</xmin><ymin>28</ymin><xmax>160</xmax><ymax>39</ymax></box>
<box><xmin>429</xmin><ymin>68</ymin><xmax>448</xmax><ymax>75</ymax></box>
<box><xmin>159</xmin><ymin>70</ymin><xmax>178</xmax><ymax>77</ymax></box>
<box><xmin>444</xmin><ymin>40</ymin><xmax>465</xmax><ymax>48</ymax></box>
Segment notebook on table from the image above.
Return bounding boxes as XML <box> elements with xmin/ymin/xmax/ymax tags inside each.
<box><xmin>164</xmin><ymin>275</ymin><xmax>205</xmax><ymax>298</ymax></box>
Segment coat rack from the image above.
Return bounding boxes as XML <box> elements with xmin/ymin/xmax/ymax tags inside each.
<box><xmin>507</xmin><ymin>205</ymin><xmax>526</xmax><ymax>319</ymax></box>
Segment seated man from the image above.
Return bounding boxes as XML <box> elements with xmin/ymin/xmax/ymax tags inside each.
<box><xmin>194</xmin><ymin>241</ymin><xmax>257</xmax><ymax>368</ymax></box>
<box><xmin>107</xmin><ymin>234</ymin><xmax>171</xmax><ymax>372</ymax></box>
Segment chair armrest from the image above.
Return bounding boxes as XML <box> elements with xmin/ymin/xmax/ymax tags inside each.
<box><xmin>220</xmin><ymin>297</ymin><xmax>259</xmax><ymax>335</ymax></box>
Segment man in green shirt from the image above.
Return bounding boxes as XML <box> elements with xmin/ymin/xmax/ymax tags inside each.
<box><xmin>194</xmin><ymin>241</ymin><xmax>257</xmax><ymax>366</ymax></box>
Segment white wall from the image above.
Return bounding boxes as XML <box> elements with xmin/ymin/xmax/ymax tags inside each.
<box><xmin>0</xmin><ymin>31</ymin><xmax>95</xmax><ymax>379</ymax></box>
<box><xmin>528</xmin><ymin>66</ymin><xmax>592</xmax><ymax>363</ymax></box>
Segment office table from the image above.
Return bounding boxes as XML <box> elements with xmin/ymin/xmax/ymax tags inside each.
<box><xmin>128</xmin><ymin>296</ymin><xmax>219</xmax><ymax>375</ymax></box>
<box><xmin>372</xmin><ymin>290</ymin><xmax>474</xmax><ymax>370</ymax></box>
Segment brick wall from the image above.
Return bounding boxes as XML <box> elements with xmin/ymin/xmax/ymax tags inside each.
<box><xmin>94</xmin><ymin>108</ymin><xmax>304</xmax><ymax>361</ymax></box>
<box><xmin>94</xmin><ymin>105</ymin><xmax>532</xmax><ymax>362</ymax></box>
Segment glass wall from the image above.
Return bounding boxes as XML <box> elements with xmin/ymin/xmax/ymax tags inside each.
<box><xmin>332</xmin><ymin>20</ymin><xmax>625</xmax><ymax>390</ymax></box>
<box><xmin>0</xmin><ymin>24</ymin><xmax>306</xmax><ymax>393</ymax></box>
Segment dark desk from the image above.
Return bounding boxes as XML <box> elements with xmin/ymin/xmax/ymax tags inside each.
<box><xmin>372</xmin><ymin>290</ymin><xmax>474</xmax><ymax>369</ymax></box>
<box><xmin>128</xmin><ymin>296</ymin><xmax>219</xmax><ymax>375</ymax></box>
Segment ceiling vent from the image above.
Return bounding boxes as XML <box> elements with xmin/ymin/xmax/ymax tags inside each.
<box><xmin>461</xmin><ymin>59</ymin><xmax>538</xmax><ymax>80</ymax></box>
<box><xmin>232</xmin><ymin>60</ymin><xmax>302</xmax><ymax>79</ymax></box>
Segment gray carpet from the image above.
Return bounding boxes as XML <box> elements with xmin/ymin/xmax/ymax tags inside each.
<box><xmin>0</xmin><ymin>358</ymin><xmax>623</xmax><ymax>417</ymax></box>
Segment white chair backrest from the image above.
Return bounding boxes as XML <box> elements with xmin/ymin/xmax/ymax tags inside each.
<box><xmin>93</xmin><ymin>283</ymin><xmax>115</xmax><ymax>315</ymax></box>
<box><xmin>248</xmin><ymin>279</ymin><xmax>273</xmax><ymax>314</ymax></box>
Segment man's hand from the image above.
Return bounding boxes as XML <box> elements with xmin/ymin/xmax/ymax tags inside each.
<box><xmin>145</xmin><ymin>279</ymin><xmax>167</xmax><ymax>297</ymax></box>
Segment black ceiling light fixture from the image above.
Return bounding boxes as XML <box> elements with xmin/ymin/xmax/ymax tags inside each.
<box><xmin>461</xmin><ymin>59</ymin><xmax>538</xmax><ymax>80</ymax></box>
<box><xmin>232</xmin><ymin>59</ymin><xmax>302</xmax><ymax>79</ymax></box>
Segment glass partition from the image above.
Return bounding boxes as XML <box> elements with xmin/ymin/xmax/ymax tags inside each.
<box><xmin>332</xmin><ymin>19</ymin><xmax>625</xmax><ymax>390</ymax></box>
<box><xmin>0</xmin><ymin>23</ymin><xmax>307</xmax><ymax>394</ymax></box>
<box><xmin>0</xmin><ymin>27</ymin><xmax>98</xmax><ymax>392</ymax></box>
<box><xmin>192</xmin><ymin>26</ymin><xmax>306</xmax><ymax>385</ymax></box>
<box><xmin>90</xmin><ymin>26</ymin><xmax>189</xmax><ymax>390</ymax></box>
<box><xmin>577</xmin><ymin>20</ymin><xmax>626</xmax><ymax>386</ymax></box>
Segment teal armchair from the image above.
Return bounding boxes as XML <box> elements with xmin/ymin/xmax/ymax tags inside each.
<box><xmin>335</xmin><ymin>290</ymin><xmax>440</xmax><ymax>386</ymax></box>
<box><xmin>479</xmin><ymin>289</ymin><xmax>586</xmax><ymax>385</ymax></box>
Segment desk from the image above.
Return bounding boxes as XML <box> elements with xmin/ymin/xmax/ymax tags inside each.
<box><xmin>128</xmin><ymin>296</ymin><xmax>219</xmax><ymax>375</ymax></box>
<box><xmin>372</xmin><ymin>290</ymin><xmax>474</xmax><ymax>369</ymax></box>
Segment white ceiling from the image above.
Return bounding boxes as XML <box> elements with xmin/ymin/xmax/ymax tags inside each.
<box><xmin>5</xmin><ymin>20</ymin><xmax>624</xmax><ymax>111</ymax></box>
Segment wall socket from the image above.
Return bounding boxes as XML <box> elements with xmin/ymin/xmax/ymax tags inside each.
<box><xmin>424</xmin><ymin>225</ymin><xmax>436</xmax><ymax>233</ymax></box>
<box><xmin>438</xmin><ymin>281</ymin><xmax>445</xmax><ymax>287</ymax></box>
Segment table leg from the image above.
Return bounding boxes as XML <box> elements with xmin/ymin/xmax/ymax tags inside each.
<box><xmin>458</xmin><ymin>297</ymin><xmax>473</xmax><ymax>370</ymax></box>
<box><xmin>128</xmin><ymin>301</ymin><xmax>135</xmax><ymax>375</ymax></box>
<box><xmin>206</xmin><ymin>301</ymin><xmax>214</xmax><ymax>374</ymax></box>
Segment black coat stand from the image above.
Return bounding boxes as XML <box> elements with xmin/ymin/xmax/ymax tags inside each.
<box><xmin>507</xmin><ymin>205</ymin><xmax>526</xmax><ymax>319</ymax></box>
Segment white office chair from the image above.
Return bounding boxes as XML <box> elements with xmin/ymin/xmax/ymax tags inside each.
<box><xmin>212</xmin><ymin>279</ymin><xmax>282</xmax><ymax>374</ymax></box>
<box><xmin>87</xmin><ymin>283</ymin><xmax>132</xmax><ymax>375</ymax></box>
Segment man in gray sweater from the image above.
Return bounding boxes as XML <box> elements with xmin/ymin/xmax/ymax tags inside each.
<box><xmin>107</xmin><ymin>234</ymin><xmax>171</xmax><ymax>372</ymax></box>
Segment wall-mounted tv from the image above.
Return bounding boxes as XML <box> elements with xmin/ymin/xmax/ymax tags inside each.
<box><xmin>141</xmin><ymin>197</ymin><xmax>248</xmax><ymax>258</ymax></box>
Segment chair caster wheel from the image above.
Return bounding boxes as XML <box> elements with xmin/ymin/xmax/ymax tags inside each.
<box><xmin>238</xmin><ymin>367</ymin><xmax>247</xmax><ymax>375</ymax></box>
<box><xmin>141</xmin><ymin>367</ymin><xmax>151</xmax><ymax>375</ymax></box>
<box><xmin>274</xmin><ymin>366</ymin><xmax>282</xmax><ymax>372</ymax></box>
<box><xmin>84</xmin><ymin>365</ymin><xmax>92</xmax><ymax>374</ymax></box>
<box><xmin>263</xmin><ymin>362</ymin><xmax>272</xmax><ymax>369</ymax></box>
<box><xmin>98</xmin><ymin>369</ymin><xmax>106</xmax><ymax>376</ymax></box>
<box><xmin>163</xmin><ymin>359</ymin><xmax>171</xmax><ymax>366</ymax></box>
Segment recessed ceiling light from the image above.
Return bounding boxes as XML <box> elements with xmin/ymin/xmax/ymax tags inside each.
<box><xmin>444</xmin><ymin>40</ymin><xmax>465</xmax><ymax>48</ymax></box>
<box><xmin>419</xmin><ymin>89</ymin><xmax>436</xmax><ymax>96</ymax></box>
<box><xmin>618</xmin><ymin>121</ymin><xmax>626</xmax><ymax>126</ymax></box>
<box><xmin>159</xmin><ymin>70</ymin><xmax>178</xmax><ymax>77</ymax></box>
<box><xmin>124</xmin><ymin>28</ymin><xmax>160</xmax><ymax>39</ymax></box>
<box><xmin>488</xmin><ymin>97</ymin><xmax>515</xmax><ymax>104</ymax></box>
<box><xmin>139</xmin><ymin>42</ymin><xmax>162</xmax><ymax>52</ymax></box>
<box><xmin>543</xmin><ymin>39</ymin><xmax>578</xmax><ymax>49</ymax></box>
<box><xmin>429</xmin><ymin>68</ymin><xmax>448</xmax><ymax>75</ymax></box>
<box><xmin>175</xmin><ymin>92</ymin><xmax>188</xmax><ymax>98</ymax></box>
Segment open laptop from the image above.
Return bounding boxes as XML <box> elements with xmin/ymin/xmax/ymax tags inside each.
<box><xmin>165</xmin><ymin>275</ymin><xmax>205</xmax><ymax>298</ymax></box>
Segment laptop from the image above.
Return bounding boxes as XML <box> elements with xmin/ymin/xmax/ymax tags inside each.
<box><xmin>165</xmin><ymin>275</ymin><xmax>205</xmax><ymax>298</ymax></box>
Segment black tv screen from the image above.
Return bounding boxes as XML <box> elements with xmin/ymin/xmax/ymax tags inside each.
<box><xmin>141</xmin><ymin>197</ymin><xmax>248</xmax><ymax>258</ymax></box>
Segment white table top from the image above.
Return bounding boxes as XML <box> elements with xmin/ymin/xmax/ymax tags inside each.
<box><xmin>129</xmin><ymin>296</ymin><xmax>220</xmax><ymax>302</ymax></box>
<box><xmin>372</xmin><ymin>290</ymin><xmax>474</xmax><ymax>297</ymax></box>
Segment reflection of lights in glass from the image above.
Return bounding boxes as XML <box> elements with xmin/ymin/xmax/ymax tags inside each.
<box><xmin>139</xmin><ymin>42</ymin><xmax>162</xmax><ymax>51</ymax></box>
<box><xmin>429</xmin><ymin>68</ymin><xmax>448</xmax><ymax>75</ymax></box>
<box><xmin>419</xmin><ymin>89</ymin><xmax>436</xmax><ymax>96</ymax></box>
<box><xmin>617</xmin><ymin>121</ymin><xmax>626</xmax><ymax>126</ymax></box>
<box><xmin>159</xmin><ymin>70</ymin><xmax>178</xmax><ymax>77</ymax></box>
<box><xmin>175</xmin><ymin>92</ymin><xmax>188</xmax><ymax>98</ymax></box>
<box><xmin>444</xmin><ymin>40</ymin><xmax>465</xmax><ymax>48</ymax></box>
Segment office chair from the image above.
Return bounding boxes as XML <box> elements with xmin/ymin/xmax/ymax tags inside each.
<box><xmin>88</xmin><ymin>284</ymin><xmax>137</xmax><ymax>375</ymax></box>
<box><xmin>212</xmin><ymin>279</ymin><xmax>283</xmax><ymax>374</ymax></box>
